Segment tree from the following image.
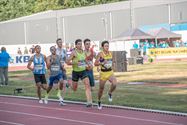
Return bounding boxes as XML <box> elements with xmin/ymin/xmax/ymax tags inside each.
<box><xmin>0</xmin><ymin>0</ymin><xmax>127</xmax><ymax>21</ymax></box>
<box><xmin>0</xmin><ymin>0</ymin><xmax>35</xmax><ymax>21</ymax></box>
<box><xmin>33</xmin><ymin>0</ymin><xmax>61</xmax><ymax>13</ymax></box>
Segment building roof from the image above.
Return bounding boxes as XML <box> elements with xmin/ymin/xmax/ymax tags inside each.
<box><xmin>113</xmin><ymin>28</ymin><xmax>154</xmax><ymax>40</ymax></box>
<box><xmin>1</xmin><ymin>0</ymin><xmax>187</xmax><ymax>24</ymax></box>
<box><xmin>148</xmin><ymin>28</ymin><xmax>182</xmax><ymax>38</ymax></box>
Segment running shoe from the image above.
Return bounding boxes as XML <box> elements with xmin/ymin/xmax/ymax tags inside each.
<box><xmin>59</xmin><ymin>99</ymin><xmax>66</xmax><ymax>106</ymax></box>
<box><xmin>44</xmin><ymin>95</ymin><xmax>48</xmax><ymax>104</ymax></box>
<box><xmin>57</xmin><ymin>95</ymin><xmax>63</xmax><ymax>102</ymax></box>
<box><xmin>98</xmin><ymin>101</ymin><xmax>102</xmax><ymax>110</ymax></box>
<box><xmin>108</xmin><ymin>93</ymin><xmax>112</xmax><ymax>102</ymax></box>
<box><xmin>86</xmin><ymin>103</ymin><xmax>93</xmax><ymax>108</ymax></box>
<box><xmin>57</xmin><ymin>92</ymin><xmax>63</xmax><ymax>100</ymax></box>
<box><xmin>39</xmin><ymin>100</ymin><xmax>43</xmax><ymax>104</ymax></box>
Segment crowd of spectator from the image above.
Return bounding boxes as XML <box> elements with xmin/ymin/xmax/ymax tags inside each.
<box><xmin>132</xmin><ymin>39</ymin><xmax>187</xmax><ymax>55</ymax></box>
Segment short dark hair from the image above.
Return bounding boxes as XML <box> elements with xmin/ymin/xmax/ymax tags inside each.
<box><xmin>56</xmin><ymin>38</ymin><xmax>62</xmax><ymax>43</ymax></box>
<box><xmin>34</xmin><ymin>45</ymin><xmax>40</xmax><ymax>49</ymax></box>
<box><xmin>75</xmin><ymin>39</ymin><xmax>82</xmax><ymax>45</ymax></box>
<box><xmin>1</xmin><ymin>47</ymin><xmax>6</xmax><ymax>52</ymax></box>
<box><xmin>50</xmin><ymin>46</ymin><xmax>56</xmax><ymax>52</ymax></box>
<box><xmin>83</xmin><ymin>38</ymin><xmax>90</xmax><ymax>45</ymax></box>
<box><xmin>101</xmin><ymin>40</ymin><xmax>109</xmax><ymax>47</ymax></box>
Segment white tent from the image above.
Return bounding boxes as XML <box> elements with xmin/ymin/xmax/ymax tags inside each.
<box><xmin>113</xmin><ymin>28</ymin><xmax>154</xmax><ymax>41</ymax></box>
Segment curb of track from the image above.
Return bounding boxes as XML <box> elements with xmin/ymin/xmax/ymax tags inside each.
<box><xmin>0</xmin><ymin>94</ymin><xmax>187</xmax><ymax>117</ymax></box>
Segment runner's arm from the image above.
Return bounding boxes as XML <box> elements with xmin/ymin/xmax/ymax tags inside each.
<box><xmin>43</xmin><ymin>54</ymin><xmax>47</xmax><ymax>64</ymax></box>
<box><xmin>46</xmin><ymin>56</ymin><xmax>51</xmax><ymax>69</ymax></box>
<box><xmin>94</xmin><ymin>52</ymin><xmax>101</xmax><ymax>66</ymax></box>
<box><xmin>66</xmin><ymin>51</ymin><xmax>75</xmax><ymax>65</ymax></box>
<box><xmin>59</xmin><ymin>57</ymin><xmax>65</xmax><ymax>70</ymax></box>
<box><xmin>27</xmin><ymin>56</ymin><xmax>34</xmax><ymax>71</ymax></box>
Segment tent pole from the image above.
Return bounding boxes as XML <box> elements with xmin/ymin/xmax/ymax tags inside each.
<box><xmin>155</xmin><ymin>38</ymin><xmax>158</xmax><ymax>48</ymax></box>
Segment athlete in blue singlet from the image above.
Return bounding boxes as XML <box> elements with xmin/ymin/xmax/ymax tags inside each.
<box><xmin>56</xmin><ymin>38</ymin><xmax>69</xmax><ymax>90</ymax></box>
<box><xmin>27</xmin><ymin>45</ymin><xmax>47</xmax><ymax>104</ymax></box>
<box><xmin>44</xmin><ymin>46</ymin><xmax>66</xmax><ymax>105</ymax></box>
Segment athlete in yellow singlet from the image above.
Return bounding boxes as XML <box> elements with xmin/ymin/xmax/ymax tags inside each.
<box><xmin>94</xmin><ymin>41</ymin><xmax>117</xmax><ymax>110</ymax></box>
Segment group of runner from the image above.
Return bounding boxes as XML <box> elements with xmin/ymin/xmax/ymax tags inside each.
<box><xmin>27</xmin><ymin>38</ymin><xmax>117</xmax><ymax>110</ymax></box>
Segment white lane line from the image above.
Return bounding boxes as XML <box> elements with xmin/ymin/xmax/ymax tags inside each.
<box><xmin>0</xmin><ymin>101</ymin><xmax>184</xmax><ymax>125</ymax></box>
<box><xmin>0</xmin><ymin>109</ymin><xmax>103</xmax><ymax>125</ymax></box>
<box><xmin>0</xmin><ymin>120</ymin><xmax>24</xmax><ymax>125</ymax></box>
<box><xmin>1</xmin><ymin>95</ymin><xmax>187</xmax><ymax>117</ymax></box>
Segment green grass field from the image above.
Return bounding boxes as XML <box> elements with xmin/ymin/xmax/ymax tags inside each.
<box><xmin>0</xmin><ymin>61</ymin><xmax>187</xmax><ymax>113</ymax></box>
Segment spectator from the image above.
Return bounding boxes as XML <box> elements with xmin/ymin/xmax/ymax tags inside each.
<box><xmin>0</xmin><ymin>47</ymin><xmax>11</xmax><ymax>86</ymax></box>
<box><xmin>143</xmin><ymin>41</ymin><xmax>148</xmax><ymax>55</ymax></box>
<box><xmin>24</xmin><ymin>47</ymin><xmax>28</xmax><ymax>54</ymax></box>
<box><xmin>133</xmin><ymin>42</ymin><xmax>138</xmax><ymax>49</ymax></box>
<box><xmin>149</xmin><ymin>41</ymin><xmax>155</xmax><ymax>48</ymax></box>
<box><xmin>175</xmin><ymin>40</ymin><xmax>180</xmax><ymax>48</ymax></box>
<box><xmin>17</xmin><ymin>47</ymin><xmax>22</xmax><ymax>55</ymax></box>
<box><xmin>179</xmin><ymin>40</ymin><xmax>184</xmax><ymax>47</ymax></box>
<box><xmin>29</xmin><ymin>45</ymin><xmax>35</xmax><ymax>54</ymax></box>
<box><xmin>184</xmin><ymin>41</ymin><xmax>187</xmax><ymax>47</ymax></box>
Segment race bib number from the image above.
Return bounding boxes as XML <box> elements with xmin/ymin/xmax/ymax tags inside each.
<box><xmin>78</xmin><ymin>60</ymin><xmax>86</xmax><ymax>68</ymax></box>
<box><xmin>51</xmin><ymin>65</ymin><xmax>60</xmax><ymax>71</ymax></box>
<box><xmin>35</xmin><ymin>65</ymin><xmax>43</xmax><ymax>70</ymax></box>
<box><xmin>104</xmin><ymin>60</ymin><xmax>112</xmax><ymax>69</ymax></box>
<box><xmin>87</xmin><ymin>61</ymin><xmax>93</xmax><ymax>66</ymax></box>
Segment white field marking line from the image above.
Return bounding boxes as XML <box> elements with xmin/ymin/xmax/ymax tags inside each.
<box><xmin>0</xmin><ymin>101</ymin><xmax>184</xmax><ymax>125</ymax></box>
<box><xmin>0</xmin><ymin>120</ymin><xmax>24</xmax><ymax>125</ymax></box>
<box><xmin>0</xmin><ymin>109</ymin><xmax>103</xmax><ymax>125</ymax></box>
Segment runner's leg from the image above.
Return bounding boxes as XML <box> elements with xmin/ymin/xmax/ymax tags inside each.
<box><xmin>36</xmin><ymin>83</ymin><xmax>41</xmax><ymax>99</ymax></box>
<box><xmin>108</xmin><ymin>75</ymin><xmax>117</xmax><ymax>94</ymax></box>
<box><xmin>98</xmin><ymin>80</ymin><xmax>106</xmax><ymax>109</ymax></box>
<box><xmin>83</xmin><ymin>77</ymin><xmax>92</xmax><ymax>105</ymax></box>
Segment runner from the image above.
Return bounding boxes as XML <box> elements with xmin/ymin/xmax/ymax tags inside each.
<box><xmin>27</xmin><ymin>45</ymin><xmax>47</xmax><ymax>104</ymax></box>
<box><xmin>44</xmin><ymin>46</ymin><xmax>65</xmax><ymax>105</ymax></box>
<box><xmin>56</xmin><ymin>38</ymin><xmax>69</xmax><ymax>90</ymax></box>
<box><xmin>94</xmin><ymin>41</ymin><xmax>117</xmax><ymax>110</ymax></box>
<box><xmin>66</xmin><ymin>39</ymin><xmax>93</xmax><ymax>107</ymax></box>
<box><xmin>83</xmin><ymin>39</ymin><xmax>96</xmax><ymax>91</ymax></box>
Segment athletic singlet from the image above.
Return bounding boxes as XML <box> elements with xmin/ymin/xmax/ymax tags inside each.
<box><xmin>85</xmin><ymin>49</ymin><xmax>94</xmax><ymax>67</ymax></box>
<box><xmin>73</xmin><ymin>49</ymin><xmax>86</xmax><ymax>72</ymax></box>
<box><xmin>100</xmin><ymin>51</ymin><xmax>113</xmax><ymax>71</ymax></box>
<box><xmin>56</xmin><ymin>48</ymin><xmax>66</xmax><ymax>65</ymax></box>
<box><xmin>50</xmin><ymin>55</ymin><xmax>62</xmax><ymax>76</ymax></box>
<box><xmin>33</xmin><ymin>54</ymin><xmax>46</xmax><ymax>74</ymax></box>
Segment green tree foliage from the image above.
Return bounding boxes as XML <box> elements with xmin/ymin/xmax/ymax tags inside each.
<box><xmin>33</xmin><ymin>0</ymin><xmax>61</xmax><ymax>13</ymax></box>
<box><xmin>0</xmin><ymin>0</ymin><xmax>126</xmax><ymax>21</ymax></box>
<box><xmin>0</xmin><ymin>0</ymin><xmax>35</xmax><ymax>21</ymax></box>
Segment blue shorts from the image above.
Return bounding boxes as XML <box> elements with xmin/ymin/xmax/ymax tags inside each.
<box><xmin>62</xmin><ymin>72</ymin><xmax>67</xmax><ymax>80</ymax></box>
<box><xmin>49</xmin><ymin>73</ymin><xmax>63</xmax><ymax>86</ymax></box>
<box><xmin>86</xmin><ymin>70</ymin><xmax>95</xmax><ymax>87</ymax></box>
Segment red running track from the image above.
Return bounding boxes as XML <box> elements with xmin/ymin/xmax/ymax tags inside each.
<box><xmin>0</xmin><ymin>96</ymin><xmax>186</xmax><ymax>125</ymax></box>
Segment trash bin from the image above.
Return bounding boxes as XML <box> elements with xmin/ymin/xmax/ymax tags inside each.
<box><xmin>112</xmin><ymin>51</ymin><xmax>127</xmax><ymax>72</ymax></box>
